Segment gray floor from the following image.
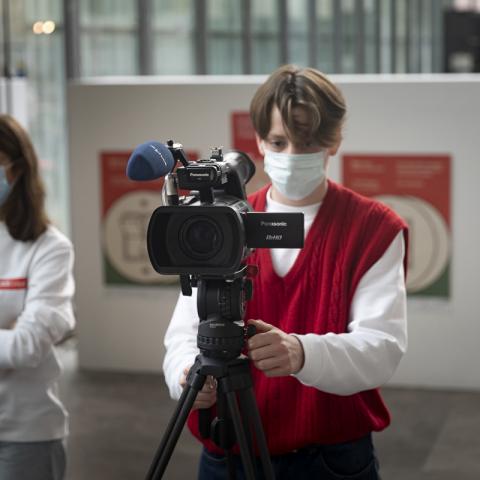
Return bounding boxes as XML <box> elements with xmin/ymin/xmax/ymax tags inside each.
<box><xmin>57</xmin><ymin>340</ymin><xmax>480</xmax><ymax>480</ymax></box>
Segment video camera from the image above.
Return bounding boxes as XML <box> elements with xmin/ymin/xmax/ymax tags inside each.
<box><xmin>127</xmin><ymin>140</ymin><xmax>304</xmax><ymax>281</ymax></box>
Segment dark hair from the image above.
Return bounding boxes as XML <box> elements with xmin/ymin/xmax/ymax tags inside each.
<box><xmin>250</xmin><ymin>64</ymin><xmax>346</xmax><ymax>148</ymax></box>
<box><xmin>0</xmin><ymin>114</ymin><xmax>49</xmax><ymax>241</ymax></box>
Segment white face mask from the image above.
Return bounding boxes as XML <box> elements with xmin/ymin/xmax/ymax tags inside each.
<box><xmin>262</xmin><ymin>146</ymin><xmax>328</xmax><ymax>201</ymax></box>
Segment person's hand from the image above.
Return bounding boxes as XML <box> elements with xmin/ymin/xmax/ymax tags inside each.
<box><xmin>180</xmin><ymin>366</ymin><xmax>217</xmax><ymax>410</ymax></box>
<box><xmin>247</xmin><ymin>319</ymin><xmax>305</xmax><ymax>377</ymax></box>
<box><xmin>0</xmin><ymin>319</ymin><xmax>16</xmax><ymax>330</ymax></box>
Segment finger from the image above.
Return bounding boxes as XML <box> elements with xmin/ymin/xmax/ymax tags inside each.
<box><xmin>193</xmin><ymin>392</ymin><xmax>217</xmax><ymax>410</ymax></box>
<box><xmin>196</xmin><ymin>391</ymin><xmax>217</xmax><ymax>403</ymax></box>
<box><xmin>201</xmin><ymin>377</ymin><xmax>217</xmax><ymax>392</ymax></box>
<box><xmin>253</xmin><ymin>349</ymin><xmax>290</xmax><ymax>371</ymax></box>
<box><xmin>180</xmin><ymin>365</ymin><xmax>194</xmax><ymax>387</ymax></box>
<box><xmin>252</xmin><ymin>355</ymin><xmax>284</xmax><ymax>372</ymax></box>
<box><xmin>262</xmin><ymin>366</ymin><xmax>287</xmax><ymax>377</ymax></box>
<box><xmin>207</xmin><ymin>376</ymin><xmax>217</xmax><ymax>387</ymax></box>
<box><xmin>248</xmin><ymin>319</ymin><xmax>275</xmax><ymax>333</ymax></box>
<box><xmin>248</xmin><ymin>343</ymin><xmax>279</xmax><ymax>362</ymax></box>
<box><xmin>248</xmin><ymin>330</ymin><xmax>279</xmax><ymax>350</ymax></box>
<box><xmin>181</xmin><ymin>366</ymin><xmax>192</xmax><ymax>382</ymax></box>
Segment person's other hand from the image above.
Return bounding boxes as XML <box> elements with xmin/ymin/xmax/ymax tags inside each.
<box><xmin>180</xmin><ymin>366</ymin><xmax>217</xmax><ymax>410</ymax></box>
<box><xmin>247</xmin><ymin>319</ymin><xmax>305</xmax><ymax>377</ymax></box>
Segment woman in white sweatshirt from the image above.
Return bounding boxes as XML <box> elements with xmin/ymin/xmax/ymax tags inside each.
<box><xmin>0</xmin><ymin>114</ymin><xmax>75</xmax><ymax>480</ymax></box>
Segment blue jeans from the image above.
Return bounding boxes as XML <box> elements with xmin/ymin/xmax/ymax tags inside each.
<box><xmin>198</xmin><ymin>434</ymin><xmax>380</xmax><ymax>480</ymax></box>
<box><xmin>0</xmin><ymin>440</ymin><xmax>66</xmax><ymax>480</ymax></box>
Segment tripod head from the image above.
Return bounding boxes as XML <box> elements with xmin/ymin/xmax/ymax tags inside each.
<box><xmin>188</xmin><ymin>265</ymin><xmax>258</xmax><ymax>360</ymax></box>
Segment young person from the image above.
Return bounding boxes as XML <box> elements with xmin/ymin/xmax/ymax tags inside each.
<box><xmin>0</xmin><ymin>114</ymin><xmax>75</xmax><ymax>480</ymax></box>
<box><xmin>163</xmin><ymin>65</ymin><xmax>408</xmax><ymax>479</ymax></box>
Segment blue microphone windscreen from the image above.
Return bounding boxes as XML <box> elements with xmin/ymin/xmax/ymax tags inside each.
<box><xmin>126</xmin><ymin>141</ymin><xmax>175</xmax><ymax>181</ymax></box>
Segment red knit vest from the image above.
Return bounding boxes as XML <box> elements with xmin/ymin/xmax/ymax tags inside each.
<box><xmin>188</xmin><ymin>180</ymin><xmax>408</xmax><ymax>455</ymax></box>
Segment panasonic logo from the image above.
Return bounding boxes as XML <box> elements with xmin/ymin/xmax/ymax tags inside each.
<box><xmin>260</xmin><ymin>221</ymin><xmax>287</xmax><ymax>227</ymax></box>
<box><xmin>190</xmin><ymin>173</ymin><xmax>210</xmax><ymax>177</ymax></box>
<box><xmin>149</xmin><ymin>144</ymin><xmax>168</xmax><ymax>166</ymax></box>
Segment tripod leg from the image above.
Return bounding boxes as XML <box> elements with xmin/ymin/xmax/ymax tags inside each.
<box><xmin>225</xmin><ymin>391</ymin><xmax>257</xmax><ymax>480</ymax></box>
<box><xmin>238</xmin><ymin>392</ymin><xmax>255</xmax><ymax>463</ymax></box>
<box><xmin>213</xmin><ymin>390</ymin><xmax>238</xmax><ymax>480</ymax></box>
<box><xmin>240</xmin><ymin>388</ymin><xmax>275</xmax><ymax>480</ymax></box>
<box><xmin>146</xmin><ymin>373</ymin><xmax>206</xmax><ymax>480</ymax></box>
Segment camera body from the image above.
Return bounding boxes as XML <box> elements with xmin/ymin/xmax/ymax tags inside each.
<box><xmin>148</xmin><ymin>199</ymin><xmax>251</xmax><ymax>276</ymax></box>
<box><xmin>146</xmin><ymin>144</ymin><xmax>304</xmax><ymax>277</ymax></box>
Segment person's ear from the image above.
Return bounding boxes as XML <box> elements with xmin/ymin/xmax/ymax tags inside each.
<box><xmin>255</xmin><ymin>133</ymin><xmax>265</xmax><ymax>156</ymax></box>
<box><xmin>327</xmin><ymin>135</ymin><xmax>342</xmax><ymax>157</ymax></box>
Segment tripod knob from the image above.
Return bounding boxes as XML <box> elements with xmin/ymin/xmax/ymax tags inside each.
<box><xmin>211</xmin><ymin>417</ymin><xmax>236</xmax><ymax>450</ymax></box>
<box><xmin>245</xmin><ymin>323</ymin><xmax>256</xmax><ymax>338</ymax></box>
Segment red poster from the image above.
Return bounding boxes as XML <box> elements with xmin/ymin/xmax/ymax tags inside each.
<box><xmin>100</xmin><ymin>150</ymin><xmax>198</xmax><ymax>285</ymax></box>
<box><xmin>343</xmin><ymin>154</ymin><xmax>451</xmax><ymax>297</ymax></box>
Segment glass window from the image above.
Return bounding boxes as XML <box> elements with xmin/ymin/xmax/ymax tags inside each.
<box><xmin>364</xmin><ymin>0</ymin><xmax>378</xmax><ymax>73</ymax></box>
<box><xmin>316</xmin><ymin>0</ymin><xmax>334</xmax><ymax>73</ymax></box>
<box><xmin>379</xmin><ymin>0</ymin><xmax>392</xmax><ymax>73</ymax></box>
<box><xmin>341</xmin><ymin>0</ymin><xmax>356</xmax><ymax>73</ymax></box>
<box><xmin>79</xmin><ymin>0</ymin><xmax>138</xmax><ymax>76</ymax></box>
<box><xmin>395</xmin><ymin>0</ymin><xmax>408</xmax><ymax>73</ymax></box>
<box><xmin>420</xmin><ymin>0</ymin><xmax>433</xmax><ymax>73</ymax></box>
<box><xmin>408</xmin><ymin>0</ymin><xmax>423</xmax><ymax>73</ymax></box>
<box><xmin>206</xmin><ymin>0</ymin><xmax>243</xmax><ymax>74</ymax></box>
<box><xmin>288</xmin><ymin>0</ymin><xmax>309</xmax><ymax>67</ymax></box>
<box><xmin>4</xmin><ymin>0</ymin><xmax>69</xmax><ymax>232</ymax></box>
<box><xmin>152</xmin><ymin>0</ymin><xmax>194</xmax><ymax>75</ymax></box>
<box><xmin>251</xmin><ymin>0</ymin><xmax>280</xmax><ymax>74</ymax></box>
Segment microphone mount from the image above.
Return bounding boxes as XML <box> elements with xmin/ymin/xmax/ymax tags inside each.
<box><xmin>166</xmin><ymin>139</ymin><xmax>190</xmax><ymax>168</ymax></box>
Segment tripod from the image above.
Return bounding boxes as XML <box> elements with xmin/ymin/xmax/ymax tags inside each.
<box><xmin>145</xmin><ymin>268</ymin><xmax>275</xmax><ymax>480</ymax></box>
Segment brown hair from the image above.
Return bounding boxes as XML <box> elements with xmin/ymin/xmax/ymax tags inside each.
<box><xmin>0</xmin><ymin>114</ymin><xmax>49</xmax><ymax>241</ymax></box>
<box><xmin>250</xmin><ymin>64</ymin><xmax>346</xmax><ymax>148</ymax></box>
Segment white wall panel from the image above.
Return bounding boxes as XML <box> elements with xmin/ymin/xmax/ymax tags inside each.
<box><xmin>68</xmin><ymin>75</ymin><xmax>480</xmax><ymax>390</ymax></box>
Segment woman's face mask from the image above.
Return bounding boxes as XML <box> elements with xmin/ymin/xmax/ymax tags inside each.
<box><xmin>0</xmin><ymin>165</ymin><xmax>12</xmax><ymax>207</ymax></box>
<box><xmin>262</xmin><ymin>146</ymin><xmax>328</xmax><ymax>201</ymax></box>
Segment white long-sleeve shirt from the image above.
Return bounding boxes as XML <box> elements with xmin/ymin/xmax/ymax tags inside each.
<box><xmin>163</xmin><ymin>189</ymin><xmax>407</xmax><ymax>399</ymax></box>
<box><xmin>0</xmin><ymin>222</ymin><xmax>75</xmax><ymax>441</ymax></box>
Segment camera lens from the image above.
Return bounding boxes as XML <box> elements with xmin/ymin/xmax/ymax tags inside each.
<box><xmin>180</xmin><ymin>216</ymin><xmax>223</xmax><ymax>260</ymax></box>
